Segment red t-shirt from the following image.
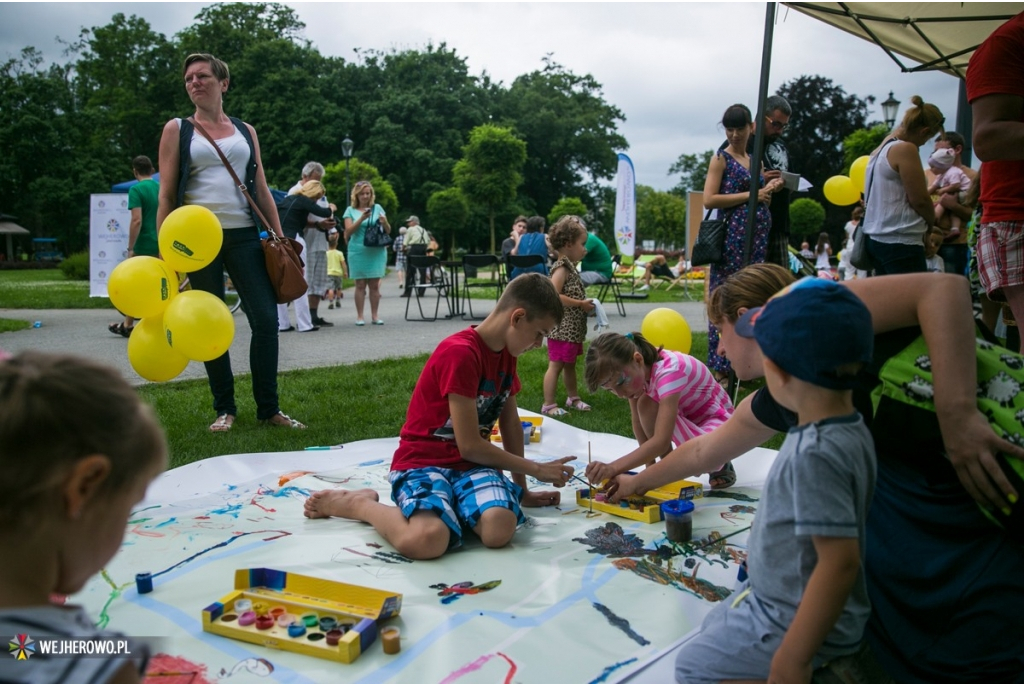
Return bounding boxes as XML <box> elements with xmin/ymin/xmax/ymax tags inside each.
<box><xmin>967</xmin><ymin>12</ymin><xmax>1024</xmax><ymax>222</ymax></box>
<box><xmin>391</xmin><ymin>327</ymin><xmax>521</xmax><ymax>472</ymax></box>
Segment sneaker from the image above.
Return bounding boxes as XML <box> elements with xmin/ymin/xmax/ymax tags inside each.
<box><xmin>298</xmin><ymin>326</ymin><xmax>320</xmax><ymax>332</ymax></box>
<box><xmin>328</xmin><ymin>302</ymin><xmax>335</xmax><ymax>310</ymax></box>
<box><xmin>312</xmin><ymin>316</ymin><xmax>334</xmax><ymax>327</ymax></box>
<box><xmin>637</xmin><ymin>284</ymin><xmax>650</xmax><ymax>291</ymax></box>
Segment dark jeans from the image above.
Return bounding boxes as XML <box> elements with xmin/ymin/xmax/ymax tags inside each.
<box><xmin>939</xmin><ymin>243</ymin><xmax>969</xmax><ymax>277</ymax></box>
<box><xmin>188</xmin><ymin>227</ymin><xmax>280</xmax><ymax>420</ymax></box>
<box><xmin>866</xmin><ymin>237</ymin><xmax>926</xmax><ymax>276</ymax></box>
<box><xmin>404</xmin><ymin>243</ymin><xmax>428</xmax><ymax>295</ymax></box>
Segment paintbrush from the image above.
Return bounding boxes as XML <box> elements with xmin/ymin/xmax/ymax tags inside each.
<box><xmin>687</xmin><ymin>525</ymin><xmax>752</xmax><ymax>552</ymax></box>
<box><xmin>587</xmin><ymin>441</ymin><xmax>593</xmax><ymax>516</ymax></box>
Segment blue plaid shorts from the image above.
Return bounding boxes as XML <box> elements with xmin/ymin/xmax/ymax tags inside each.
<box><xmin>389</xmin><ymin>467</ymin><xmax>526</xmax><ymax>548</ymax></box>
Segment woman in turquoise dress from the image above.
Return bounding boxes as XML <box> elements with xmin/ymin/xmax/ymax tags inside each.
<box><xmin>343</xmin><ymin>180</ymin><xmax>391</xmax><ymax>326</ymax></box>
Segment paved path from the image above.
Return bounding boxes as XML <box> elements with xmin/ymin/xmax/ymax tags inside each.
<box><xmin>1</xmin><ymin>271</ymin><xmax>709</xmax><ymax>386</ymax></box>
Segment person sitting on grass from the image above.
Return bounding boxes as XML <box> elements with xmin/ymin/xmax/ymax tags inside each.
<box><xmin>673</xmin><ymin>278</ymin><xmax>877</xmax><ymax>682</ymax></box>
<box><xmin>304</xmin><ymin>273</ymin><xmax>576</xmax><ymax>559</ymax></box>
<box><xmin>0</xmin><ymin>352</ymin><xmax>167</xmax><ymax>684</ymax></box>
<box><xmin>638</xmin><ymin>253</ymin><xmax>689</xmax><ymax>290</ymax></box>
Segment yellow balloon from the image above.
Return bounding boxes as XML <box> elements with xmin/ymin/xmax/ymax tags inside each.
<box><xmin>107</xmin><ymin>256</ymin><xmax>178</xmax><ymax>319</ymax></box>
<box><xmin>127</xmin><ymin>315</ymin><xmax>189</xmax><ymax>382</ymax></box>
<box><xmin>823</xmin><ymin>176</ymin><xmax>861</xmax><ymax>206</ymax></box>
<box><xmin>162</xmin><ymin>290</ymin><xmax>235</xmax><ymax>362</ymax></box>
<box><xmin>158</xmin><ymin>205</ymin><xmax>223</xmax><ymax>273</ymax></box>
<box><xmin>641</xmin><ymin>307</ymin><xmax>692</xmax><ymax>355</ymax></box>
<box><xmin>849</xmin><ymin>156</ymin><xmax>870</xmax><ymax>192</ymax></box>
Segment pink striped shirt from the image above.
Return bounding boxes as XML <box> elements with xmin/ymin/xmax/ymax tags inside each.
<box><xmin>645</xmin><ymin>349</ymin><xmax>734</xmax><ymax>445</ymax></box>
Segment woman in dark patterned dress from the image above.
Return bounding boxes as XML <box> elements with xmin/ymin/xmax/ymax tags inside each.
<box><xmin>703</xmin><ymin>104</ymin><xmax>782</xmax><ymax>387</ymax></box>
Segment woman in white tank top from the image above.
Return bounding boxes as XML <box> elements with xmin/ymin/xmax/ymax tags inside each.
<box><xmin>157</xmin><ymin>53</ymin><xmax>306</xmax><ymax>432</ymax></box>
<box><xmin>862</xmin><ymin>95</ymin><xmax>944</xmax><ymax>275</ymax></box>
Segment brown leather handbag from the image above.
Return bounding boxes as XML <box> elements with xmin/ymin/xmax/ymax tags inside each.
<box><xmin>189</xmin><ymin>117</ymin><xmax>307</xmax><ymax>304</ymax></box>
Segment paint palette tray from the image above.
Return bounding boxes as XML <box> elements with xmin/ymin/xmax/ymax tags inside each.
<box><xmin>202</xmin><ymin>568</ymin><xmax>402</xmax><ymax>664</ymax></box>
<box><xmin>575</xmin><ymin>478</ymin><xmax>704</xmax><ymax>524</ymax></box>
<box><xmin>489</xmin><ymin>415</ymin><xmax>543</xmax><ymax>443</ymax></box>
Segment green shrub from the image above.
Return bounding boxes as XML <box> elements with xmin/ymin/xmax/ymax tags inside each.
<box><xmin>790</xmin><ymin>198</ymin><xmax>826</xmax><ymax>242</ymax></box>
<box><xmin>59</xmin><ymin>251</ymin><xmax>90</xmax><ymax>280</ymax></box>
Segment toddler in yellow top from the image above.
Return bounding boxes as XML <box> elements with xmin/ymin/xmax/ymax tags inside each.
<box><xmin>326</xmin><ymin>235</ymin><xmax>348</xmax><ymax>309</ymax></box>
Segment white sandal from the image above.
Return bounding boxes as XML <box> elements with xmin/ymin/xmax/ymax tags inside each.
<box><xmin>263</xmin><ymin>412</ymin><xmax>306</xmax><ymax>429</ymax></box>
<box><xmin>209</xmin><ymin>414</ymin><xmax>235</xmax><ymax>433</ymax></box>
<box><xmin>566</xmin><ymin>397</ymin><xmax>592</xmax><ymax>411</ymax></box>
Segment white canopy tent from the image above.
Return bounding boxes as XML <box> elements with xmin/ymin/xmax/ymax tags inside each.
<box><xmin>0</xmin><ymin>217</ymin><xmax>30</xmax><ymax>261</ymax></box>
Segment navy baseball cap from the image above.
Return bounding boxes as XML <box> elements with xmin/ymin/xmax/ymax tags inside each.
<box><xmin>735</xmin><ymin>278</ymin><xmax>873</xmax><ymax>389</ymax></box>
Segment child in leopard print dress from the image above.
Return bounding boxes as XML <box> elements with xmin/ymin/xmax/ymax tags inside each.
<box><xmin>542</xmin><ymin>215</ymin><xmax>596</xmax><ymax>416</ymax></box>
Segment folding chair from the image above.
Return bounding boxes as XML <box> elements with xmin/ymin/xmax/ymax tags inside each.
<box><xmin>594</xmin><ymin>254</ymin><xmax>628</xmax><ymax>317</ymax></box>
<box><xmin>507</xmin><ymin>254</ymin><xmax>546</xmax><ymax>280</ymax></box>
<box><xmin>404</xmin><ymin>255</ymin><xmax>449</xmax><ymax>322</ymax></box>
<box><xmin>461</xmin><ymin>254</ymin><xmax>502</xmax><ymax>320</ymax></box>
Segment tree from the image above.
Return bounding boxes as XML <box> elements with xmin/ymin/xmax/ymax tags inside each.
<box><xmin>842</xmin><ymin>124</ymin><xmax>889</xmax><ymax>171</ymax></box>
<box><xmin>453</xmin><ymin>124</ymin><xmax>526</xmax><ymax>253</ymax></box>
<box><xmin>322</xmin><ymin>158</ymin><xmax>398</xmax><ymax>218</ymax></box>
<box><xmin>668</xmin><ymin>149</ymin><xmax>714</xmax><ymax>196</ymax></box>
<box><xmin>547</xmin><ymin>197</ymin><xmax>589</xmax><ymax>226</ymax></box>
<box><xmin>427</xmin><ymin>187</ymin><xmax>470</xmax><ymax>253</ymax></box>
<box><xmin>175</xmin><ymin>2</ymin><xmax>306</xmax><ymax>61</ymax></box>
<box><xmin>789</xmin><ymin>198</ymin><xmax>826</xmax><ymax>242</ymax></box>
<box><xmin>498</xmin><ymin>57</ymin><xmax>627</xmax><ymax>216</ymax></box>
<box><xmin>636</xmin><ymin>185</ymin><xmax>687</xmax><ymax>249</ymax></box>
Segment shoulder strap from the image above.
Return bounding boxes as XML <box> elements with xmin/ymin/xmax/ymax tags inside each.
<box><xmin>188</xmin><ymin>117</ymin><xmax>278</xmax><ymax>241</ymax></box>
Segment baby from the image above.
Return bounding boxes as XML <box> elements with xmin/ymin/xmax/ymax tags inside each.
<box><xmin>927</xmin><ymin>147</ymin><xmax>970</xmax><ymax>239</ymax></box>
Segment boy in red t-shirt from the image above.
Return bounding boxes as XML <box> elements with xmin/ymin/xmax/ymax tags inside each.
<box><xmin>304</xmin><ymin>273</ymin><xmax>575</xmax><ymax>559</ymax></box>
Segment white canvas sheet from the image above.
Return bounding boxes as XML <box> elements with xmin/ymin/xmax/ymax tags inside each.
<box><xmin>78</xmin><ymin>415</ymin><xmax>776</xmax><ymax>684</ymax></box>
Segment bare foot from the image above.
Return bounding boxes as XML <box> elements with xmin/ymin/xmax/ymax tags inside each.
<box><xmin>303</xmin><ymin>489</ymin><xmax>380</xmax><ymax>519</ymax></box>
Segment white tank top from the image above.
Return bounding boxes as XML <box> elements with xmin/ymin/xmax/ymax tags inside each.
<box><xmin>863</xmin><ymin>138</ymin><xmax>928</xmax><ymax>245</ymax></box>
<box><xmin>178</xmin><ymin>118</ymin><xmax>253</xmax><ymax>229</ymax></box>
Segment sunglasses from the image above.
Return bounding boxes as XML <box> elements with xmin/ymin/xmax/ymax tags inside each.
<box><xmin>767</xmin><ymin>118</ymin><xmax>789</xmax><ymax>131</ymax></box>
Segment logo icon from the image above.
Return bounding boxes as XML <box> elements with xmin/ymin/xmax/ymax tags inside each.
<box><xmin>9</xmin><ymin>634</ymin><xmax>34</xmax><ymax>660</ymax></box>
<box><xmin>172</xmin><ymin>240</ymin><xmax>195</xmax><ymax>257</ymax></box>
<box><xmin>107</xmin><ymin>219</ymin><xmax>120</xmax><ymax>233</ymax></box>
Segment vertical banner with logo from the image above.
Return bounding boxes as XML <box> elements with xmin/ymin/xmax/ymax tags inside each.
<box><xmin>614</xmin><ymin>153</ymin><xmax>636</xmax><ymax>259</ymax></box>
<box><xmin>89</xmin><ymin>193</ymin><xmax>130</xmax><ymax>297</ymax></box>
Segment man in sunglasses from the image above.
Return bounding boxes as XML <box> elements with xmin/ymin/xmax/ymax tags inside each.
<box><xmin>718</xmin><ymin>95</ymin><xmax>793</xmax><ymax>269</ymax></box>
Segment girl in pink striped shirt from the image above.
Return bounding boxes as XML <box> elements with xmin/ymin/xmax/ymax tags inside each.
<box><xmin>583</xmin><ymin>331</ymin><xmax>736</xmax><ymax>487</ymax></box>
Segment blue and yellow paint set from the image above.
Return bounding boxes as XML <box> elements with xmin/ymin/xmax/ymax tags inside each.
<box><xmin>202</xmin><ymin>568</ymin><xmax>402</xmax><ymax>663</ymax></box>
<box><xmin>576</xmin><ymin>478</ymin><xmax>704</xmax><ymax>523</ymax></box>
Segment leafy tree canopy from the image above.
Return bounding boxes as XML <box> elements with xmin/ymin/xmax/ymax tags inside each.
<box><xmin>636</xmin><ymin>185</ymin><xmax>687</xmax><ymax>249</ymax></box>
<box><xmin>842</xmin><ymin>124</ymin><xmax>889</xmax><ymax>171</ymax></box>
<box><xmin>668</xmin><ymin>149</ymin><xmax>714</xmax><ymax>196</ymax></box>
<box><xmin>426</xmin><ymin>187</ymin><xmax>470</xmax><ymax>251</ymax></box>
<box><xmin>790</xmin><ymin>198</ymin><xmax>826</xmax><ymax>242</ymax></box>
<box><xmin>322</xmin><ymin>158</ymin><xmax>397</xmax><ymax>218</ymax></box>
<box><xmin>454</xmin><ymin>124</ymin><xmax>526</xmax><ymax>253</ymax></box>
<box><xmin>547</xmin><ymin>197</ymin><xmax>589</xmax><ymax>226</ymax></box>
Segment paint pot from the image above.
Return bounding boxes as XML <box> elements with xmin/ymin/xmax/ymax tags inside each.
<box><xmin>238</xmin><ymin>611</ymin><xmax>257</xmax><ymax>627</ymax></box>
<box><xmin>325</xmin><ymin>629</ymin><xmax>343</xmax><ymax>646</ymax></box>
<box><xmin>381</xmin><ymin>626</ymin><xmax>401</xmax><ymax>655</ymax></box>
<box><xmin>287</xmin><ymin>623</ymin><xmax>307</xmax><ymax>638</ymax></box>
<box><xmin>255</xmin><ymin>615</ymin><xmax>275</xmax><ymax>631</ymax></box>
<box><xmin>302</xmin><ymin>613</ymin><xmax>318</xmax><ymax>628</ymax></box>
<box><xmin>135</xmin><ymin>572</ymin><xmax>153</xmax><ymax>594</ymax></box>
<box><xmin>521</xmin><ymin>421</ymin><xmax>533</xmax><ymax>444</ymax></box>
<box><xmin>234</xmin><ymin>598</ymin><xmax>253</xmax><ymax>613</ymax></box>
<box><xmin>307</xmin><ymin>633</ymin><xmax>325</xmax><ymax>642</ymax></box>
<box><xmin>277</xmin><ymin>613</ymin><xmax>295</xmax><ymax>628</ymax></box>
<box><xmin>269</xmin><ymin>606</ymin><xmax>286</xmax><ymax>619</ymax></box>
<box><xmin>661</xmin><ymin>499</ymin><xmax>695</xmax><ymax>543</ymax></box>
<box><xmin>319</xmin><ymin>616</ymin><xmax>338</xmax><ymax>632</ymax></box>
<box><xmin>219</xmin><ymin>614</ymin><xmax>238</xmax><ymax>623</ymax></box>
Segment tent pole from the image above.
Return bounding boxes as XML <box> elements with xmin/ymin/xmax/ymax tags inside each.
<box><xmin>956</xmin><ymin>78</ymin><xmax>973</xmax><ymax>166</ymax></box>
<box><xmin>744</xmin><ymin>2</ymin><xmax>777</xmax><ymax>266</ymax></box>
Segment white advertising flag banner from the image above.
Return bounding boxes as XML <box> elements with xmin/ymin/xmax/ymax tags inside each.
<box><xmin>614</xmin><ymin>153</ymin><xmax>636</xmax><ymax>258</ymax></box>
<box><xmin>89</xmin><ymin>194</ymin><xmax>130</xmax><ymax>297</ymax></box>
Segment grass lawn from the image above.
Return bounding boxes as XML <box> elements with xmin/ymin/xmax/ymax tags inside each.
<box><xmin>458</xmin><ymin>269</ymin><xmax>705</xmax><ymax>304</ymax></box>
<box><xmin>0</xmin><ymin>317</ymin><xmax>31</xmax><ymax>333</ymax></box>
<box><xmin>140</xmin><ymin>332</ymin><xmax>781</xmax><ymax>469</ymax></box>
<box><xmin>0</xmin><ymin>270</ymin><xmax>113</xmax><ymax>309</ymax></box>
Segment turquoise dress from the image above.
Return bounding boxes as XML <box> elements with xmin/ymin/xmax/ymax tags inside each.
<box><xmin>343</xmin><ymin>204</ymin><xmax>388</xmax><ymax>280</ymax></box>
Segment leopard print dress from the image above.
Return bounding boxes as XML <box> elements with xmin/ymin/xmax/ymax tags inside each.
<box><xmin>547</xmin><ymin>256</ymin><xmax>588</xmax><ymax>344</ymax></box>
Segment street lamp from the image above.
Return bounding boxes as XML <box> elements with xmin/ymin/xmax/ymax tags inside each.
<box><xmin>341</xmin><ymin>136</ymin><xmax>354</xmax><ymax>205</ymax></box>
<box><xmin>881</xmin><ymin>91</ymin><xmax>901</xmax><ymax>129</ymax></box>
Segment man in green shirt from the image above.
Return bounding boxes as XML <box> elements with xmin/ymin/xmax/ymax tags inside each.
<box><xmin>579</xmin><ymin>230</ymin><xmax>613</xmax><ymax>285</ymax></box>
<box><xmin>109</xmin><ymin>156</ymin><xmax>159</xmax><ymax>337</ymax></box>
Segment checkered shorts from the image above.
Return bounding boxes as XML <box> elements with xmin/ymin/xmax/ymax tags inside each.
<box><xmin>977</xmin><ymin>221</ymin><xmax>1024</xmax><ymax>300</ymax></box>
<box><xmin>389</xmin><ymin>467</ymin><xmax>525</xmax><ymax>548</ymax></box>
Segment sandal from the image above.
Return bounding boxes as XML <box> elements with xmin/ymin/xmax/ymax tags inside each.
<box><xmin>263</xmin><ymin>412</ymin><xmax>307</xmax><ymax>429</ymax></box>
<box><xmin>108</xmin><ymin>322</ymin><xmax>133</xmax><ymax>338</ymax></box>
<box><xmin>541</xmin><ymin>403</ymin><xmax>569</xmax><ymax>417</ymax></box>
<box><xmin>565</xmin><ymin>396</ymin><xmax>592</xmax><ymax>411</ymax></box>
<box><xmin>209</xmin><ymin>414</ymin><xmax>235</xmax><ymax>433</ymax></box>
<box><xmin>709</xmin><ymin>462</ymin><xmax>736</xmax><ymax>490</ymax></box>
<box><xmin>355</xmin><ymin>320</ymin><xmax>366</xmax><ymax>326</ymax></box>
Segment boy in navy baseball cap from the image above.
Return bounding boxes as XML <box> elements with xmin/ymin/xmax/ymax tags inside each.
<box><xmin>675</xmin><ymin>277</ymin><xmax>877</xmax><ymax>682</ymax></box>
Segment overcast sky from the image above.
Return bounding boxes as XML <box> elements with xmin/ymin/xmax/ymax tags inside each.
<box><xmin>0</xmin><ymin>2</ymin><xmax>965</xmax><ymax>191</ymax></box>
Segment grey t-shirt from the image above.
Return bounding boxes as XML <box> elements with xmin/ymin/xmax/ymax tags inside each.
<box><xmin>747</xmin><ymin>412</ymin><xmax>876</xmax><ymax>652</ymax></box>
